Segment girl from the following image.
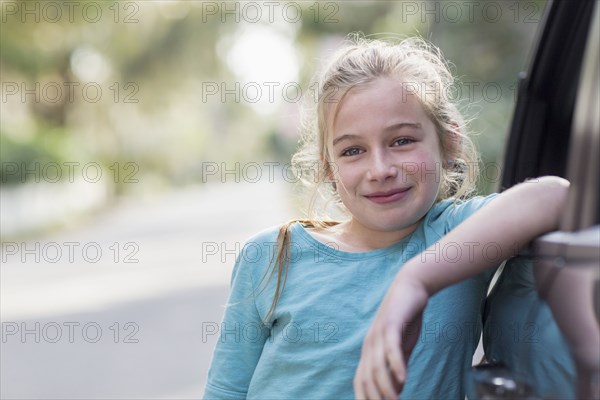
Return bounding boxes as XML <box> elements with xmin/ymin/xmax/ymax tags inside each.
<box><xmin>203</xmin><ymin>36</ymin><xmax>568</xmax><ymax>399</ymax></box>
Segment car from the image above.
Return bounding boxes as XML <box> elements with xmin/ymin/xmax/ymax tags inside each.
<box><xmin>471</xmin><ymin>0</ymin><xmax>599</xmax><ymax>398</ymax></box>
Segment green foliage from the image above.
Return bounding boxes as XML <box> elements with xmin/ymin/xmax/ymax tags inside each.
<box><xmin>0</xmin><ymin>0</ymin><xmax>548</xmax><ymax>195</ymax></box>
<box><xmin>0</xmin><ymin>133</ymin><xmax>62</xmax><ymax>185</ymax></box>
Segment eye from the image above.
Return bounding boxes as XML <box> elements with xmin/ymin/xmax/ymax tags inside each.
<box><xmin>392</xmin><ymin>137</ymin><xmax>415</xmax><ymax>147</ymax></box>
<box><xmin>340</xmin><ymin>147</ymin><xmax>364</xmax><ymax>157</ymax></box>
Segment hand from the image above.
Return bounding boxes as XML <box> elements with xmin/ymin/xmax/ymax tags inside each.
<box><xmin>353</xmin><ymin>278</ymin><xmax>429</xmax><ymax>400</ymax></box>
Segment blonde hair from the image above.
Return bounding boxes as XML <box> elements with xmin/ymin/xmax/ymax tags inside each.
<box><xmin>259</xmin><ymin>35</ymin><xmax>479</xmax><ymax>324</ymax></box>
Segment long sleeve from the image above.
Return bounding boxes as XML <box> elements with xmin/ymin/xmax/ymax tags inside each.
<box><xmin>203</xmin><ymin>249</ymin><xmax>269</xmax><ymax>400</ymax></box>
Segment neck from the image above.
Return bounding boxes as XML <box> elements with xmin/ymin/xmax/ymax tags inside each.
<box><xmin>334</xmin><ymin>218</ymin><xmax>420</xmax><ymax>252</ymax></box>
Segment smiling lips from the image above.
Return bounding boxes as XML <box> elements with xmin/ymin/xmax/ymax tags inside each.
<box><xmin>364</xmin><ymin>187</ymin><xmax>412</xmax><ymax>204</ymax></box>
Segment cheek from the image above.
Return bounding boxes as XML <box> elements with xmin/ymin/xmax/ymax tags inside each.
<box><xmin>333</xmin><ymin>161</ymin><xmax>360</xmax><ymax>189</ymax></box>
<box><xmin>404</xmin><ymin>150</ymin><xmax>443</xmax><ymax>186</ymax></box>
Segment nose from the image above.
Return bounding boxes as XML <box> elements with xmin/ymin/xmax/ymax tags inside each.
<box><xmin>366</xmin><ymin>149</ymin><xmax>398</xmax><ymax>182</ymax></box>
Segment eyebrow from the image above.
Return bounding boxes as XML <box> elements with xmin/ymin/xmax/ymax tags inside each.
<box><xmin>332</xmin><ymin>122</ymin><xmax>422</xmax><ymax>146</ymax></box>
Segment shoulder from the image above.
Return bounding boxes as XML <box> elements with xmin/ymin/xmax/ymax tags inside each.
<box><xmin>231</xmin><ymin>224</ymin><xmax>283</xmax><ymax>273</ymax></box>
<box><xmin>425</xmin><ymin>193</ymin><xmax>500</xmax><ymax>233</ymax></box>
<box><xmin>242</xmin><ymin>224</ymin><xmax>281</xmax><ymax>252</ymax></box>
<box><xmin>244</xmin><ymin>224</ymin><xmax>283</xmax><ymax>243</ymax></box>
<box><xmin>232</xmin><ymin>222</ymin><xmax>305</xmax><ymax>276</ymax></box>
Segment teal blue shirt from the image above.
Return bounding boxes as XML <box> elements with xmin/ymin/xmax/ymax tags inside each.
<box><xmin>204</xmin><ymin>195</ymin><xmax>498</xmax><ymax>399</ymax></box>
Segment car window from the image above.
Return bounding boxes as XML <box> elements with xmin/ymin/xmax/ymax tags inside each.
<box><xmin>501</xmin><ymin>0</ymin><xmax>596</xmax><ymax>189</ymax></box>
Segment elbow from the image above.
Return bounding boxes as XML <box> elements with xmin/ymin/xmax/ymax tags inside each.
<box><xmin>532</xmin><ymin>175</ymin><xmax>570</xmax><ymax>201</ymax></box>
<box><xmin>531</xmin><ymin>175</ymin><xmax>570</xmax><ymax>189</ymax></box>
<box><xmin>523</xmin><ymin>175</ymin><xmax>570</xmax><ymax>227</ymax></box>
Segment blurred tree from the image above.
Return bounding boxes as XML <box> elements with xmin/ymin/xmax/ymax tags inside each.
<box><xmin>0</xmin><ymin>0</ymin><xmax>546</xmax><ymax>195</ymax></box>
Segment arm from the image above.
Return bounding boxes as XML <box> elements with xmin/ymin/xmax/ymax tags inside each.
<box><xmin>353</xmin><ymin>176</ymin><xmax>569</xmax><ymax>400</ymax></box>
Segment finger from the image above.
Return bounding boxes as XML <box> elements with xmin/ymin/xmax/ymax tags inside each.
<box><xmin>384</xmin><ymin>328</ymin><xmax>406</xmax><ymax>386</ymax></box>
<box><xmin>401</xmin><ymin>315</ymin><xmax>422</xmax><ymax>370</ymax></box>
<box><xmin>371</xmin><ymin>332</ymin><xmax>397</xmax><ymax>399</ymax></box>
<box><xmin>373</xmin><ymin>361</ymin><xmax>398</xmax><ymax>400</ymax></box>
<box><xmin>354</xmin><ymin>360</ymin><xmax>367</xmax><ymax>400</ymax></box>
<box><xmin>355</xmin><ymin>336</ymin><xmax>376</xmax><ymax>400</ymax></box>
<box><xmin>371</xmin><ymin>331</ymin><xmax>398</xmax><ymax>400</ymax></box>
<box><xmin>363</xmin><ymin>347</ymin><xmax>383</xmax><ymax>400</ymax></box>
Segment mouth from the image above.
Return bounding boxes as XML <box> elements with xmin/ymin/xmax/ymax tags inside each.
<box><xmin>364</xmin><ymin>187</ymin><xmax>412</xmax><ymax>204</ymax></box>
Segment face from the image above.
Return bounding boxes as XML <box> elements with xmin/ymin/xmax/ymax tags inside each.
<box><xmin>328</xmin><ymin>77</ymin><xmax>445</xmax><ymax>233</ymax></box>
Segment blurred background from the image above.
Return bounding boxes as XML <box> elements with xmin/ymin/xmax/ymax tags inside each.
<box><xmin>1</xmin><ymin>1</ymin><xmax>546</xmax><ymax>398</ymax></box>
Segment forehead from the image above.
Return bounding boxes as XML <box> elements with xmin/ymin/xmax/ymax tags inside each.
<box><xmin>331</xmin><ymin>77</ymin><xmax>431</xmax><ymax>136</ymax></box>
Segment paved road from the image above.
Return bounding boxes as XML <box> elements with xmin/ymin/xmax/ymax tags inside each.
<box><xmin>1</xmin><ymin>179</ymin><xmax>486</xmax><ymax>399</ymax></box>
<box><xmin>1</xmin><ymin>180</ymin><xmax>296</xmax><ymax>399</ymax></box>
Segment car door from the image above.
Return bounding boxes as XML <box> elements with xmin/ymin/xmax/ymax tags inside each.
<box><xmin>477</xmin><ymin>0</ymin><xmax>599</xmax><ymax>398</ymax></box>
